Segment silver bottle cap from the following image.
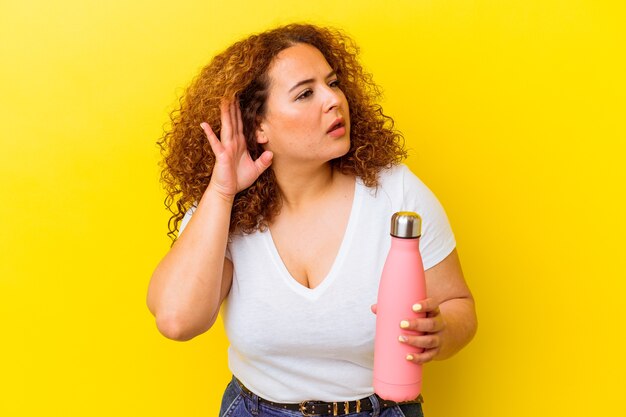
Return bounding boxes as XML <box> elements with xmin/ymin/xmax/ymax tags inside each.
<box><xmin>390</xmin><ymin>211</ymin><xmax>422</xmax><ymax>238</ymax></box>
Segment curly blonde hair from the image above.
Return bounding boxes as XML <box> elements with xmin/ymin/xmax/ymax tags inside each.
<box><xmin>158</xmin><ymin>23</ymin><xmax>406</xmax><ymax>241</ymax></box>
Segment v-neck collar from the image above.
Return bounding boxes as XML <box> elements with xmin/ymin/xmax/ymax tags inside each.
<box><xmin>263</xmin><ymin>178</ymin><xmax>364</xmax><ymax>300</ymax></box>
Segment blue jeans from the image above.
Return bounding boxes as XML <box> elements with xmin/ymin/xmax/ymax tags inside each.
<box><xmin>219</xmin><ymin>377</ymin><xmax>424</xmax><ymax>417</ymax></box>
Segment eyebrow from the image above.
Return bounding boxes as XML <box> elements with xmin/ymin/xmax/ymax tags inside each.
<box><xmin>288</xmin><ymin>70</ymin><xmax>337</xmax><ymax>93</ymax></box>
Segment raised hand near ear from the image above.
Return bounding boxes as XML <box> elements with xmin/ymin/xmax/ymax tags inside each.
<box><xmin>201</xmin><ymin>98</ymin><xmax>273</xmax><ymax>201</ymax></box>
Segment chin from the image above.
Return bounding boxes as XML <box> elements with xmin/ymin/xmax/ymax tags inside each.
<box><xmin>331</xmin><ymin>138</ymin><xmax>351</xmax><ymax>160</ymax></box>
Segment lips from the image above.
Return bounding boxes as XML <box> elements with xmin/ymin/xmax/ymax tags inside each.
<box><xmin>326</xmin><ymin>117</ymin><xmax>345</xmax><ymax>133</ymax></box>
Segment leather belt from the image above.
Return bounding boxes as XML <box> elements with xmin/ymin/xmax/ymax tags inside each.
<box><xmin>234</xmin><ymin>378</ymin><xmax>423</xmax><ymax>416</ymax></box>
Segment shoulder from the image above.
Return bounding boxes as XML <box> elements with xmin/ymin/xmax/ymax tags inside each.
<box><xmin>377</xmin><ymin>163</ymin><xmax>424</xmax><ymax>184</ymax></box>
<box><xmin>377</xmin><ymin>163</ymin><xmax>407</xmax><ymax>182</ymax></box>
<box><xmin>359</xmin><ymin>164</ymin><xmax>456</xmax><ymax>270</ymax></box>
<box><xmin>375</xmin><ymin>163</ymin><xmax>432</xmax><ymax>199</ymax></box>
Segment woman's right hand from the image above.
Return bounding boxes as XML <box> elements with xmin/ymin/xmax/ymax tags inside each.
<box><xmin>200</xmin><ymin>99</ymin><xmax>273</xmax><ymax>200</ymax></box>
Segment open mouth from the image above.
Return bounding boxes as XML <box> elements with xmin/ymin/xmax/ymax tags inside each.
<box><xmin>327</xmin><ymin>118</ymin><xmax>345</xmax><ymax>133</ymax></box>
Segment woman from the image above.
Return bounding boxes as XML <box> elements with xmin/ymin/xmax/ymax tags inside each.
<box><xmin>147</xmin><ymin>23</ymin><xmax>477</xmax><ymax>417</ymax></box>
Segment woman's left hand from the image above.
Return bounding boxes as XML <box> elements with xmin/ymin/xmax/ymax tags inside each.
<box><xmin>398</xmin><ymin>298</ymin><xmax>447</xmax><ymax>364</ymax></box>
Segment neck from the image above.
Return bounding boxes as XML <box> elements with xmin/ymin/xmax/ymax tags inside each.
<box><xmin>272</xmin><ymin>162</ymin><xmax>337</xmax><ymax>210</ymax></box>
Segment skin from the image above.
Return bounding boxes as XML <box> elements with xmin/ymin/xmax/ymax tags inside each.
<box><xmin>255</xmin><ymin>43</ymin><xmax>355</xmax><ymax>289</ymax></box>
<box><xmin>255</xmin><ymin>43</ymin><xmax>351</xmax><ymax>172</ymax></box>
<box><xmin>147</xmin><ymin>43</ymin><xmax>477</xmax><ymax>365</ymax></box>
<box><xmin>372</xmin><ymin>249</ymin><xmax>477</xmax><ymax>363</ymax></box>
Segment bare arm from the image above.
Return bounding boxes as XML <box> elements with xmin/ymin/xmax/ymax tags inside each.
<box><xmin>401</xmin><ymin>249</ymin><xmax>478</xmax><ymax>362</ymax></box>
<box><xmin>146</xmin><ymin>188</ymin><xmax>235</xmax><ymax>341</ymax></box>
<box><xmin>146</xmin><ymin>99</ymin><xmax>273</xmax><ymax>341</ymax></box>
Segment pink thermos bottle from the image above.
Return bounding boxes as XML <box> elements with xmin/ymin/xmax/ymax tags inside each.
<box><xmin>373</xmin><ymin>211</ymin><xmax>426</xmax><ymax>401</ymax></box>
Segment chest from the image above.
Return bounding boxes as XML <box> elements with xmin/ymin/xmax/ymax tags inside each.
<box><xmin>224</xmin><ymin>187</ymin><xmax>394</xmax><ymax>357</ymax></box>
<box><xmin>223</xmin><ymin>199</ymin><xmax>392</xmax><ymax>363</ymax></box>
<box><xmin>269</xmin><ymin>197</ymin><xmax>352</xmax><ymax>289</ymax></box>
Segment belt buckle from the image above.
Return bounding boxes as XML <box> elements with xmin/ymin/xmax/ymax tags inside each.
<box><xmin>299</xmin><ymin>401</ymin><xmax>316</xmax><ymax>417</ymax></box>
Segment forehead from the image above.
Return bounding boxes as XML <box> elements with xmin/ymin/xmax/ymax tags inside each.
<box><xmin>267</xmin><ymin>43</ymin><xmax>333</xmax><ymax>88</ymax></box>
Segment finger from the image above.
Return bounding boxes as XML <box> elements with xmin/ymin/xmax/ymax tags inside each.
<box><xmin>200</xmin><ymin>123</ymin><xmax>223</xmax><ymax>154</ymax></box>
<box><xmin>220</xmin><ymin>99</ymin><xmax>232</xmax><ymax>142</ymax></box>
<box><xmin>427</xmin><ymin>306</ymin><xmax>441</xmax><ymax>318</ymax></box>
<box><xmin>230</xmin><ymin>98</ymin><xmax>239</xmax><ymax>137</ymax></box>
<box><xmin>370</xmin><ymin>304</ymin><xmax>378</xmax><ymax>315</ymax></box>
<box><xmin>406</xmin><ymin>348</ymin><xmax>439</xmax><ymax>364</ymax></box>
<box><xmin>235</xmin><ymin>99</ymin><xmax>245</xmax><ymax>139</ymax></box>
<box><xmin>411</xmin><ymin>297</ymin><xmax>438</xmax><ymax>314</ymax></box>
<box><xmin>400</xmin><ymin>317</ymin><xmax>444</xmax><ymax>333</ymax></box>
<box><xmin>229</xmin><ymin>100</ymin><xmax>238</xmax><ymax>139</ymax></box>
<box><xmin>253</xmin><ymin>150</ymin><xmax>273</xmax><ymax>175</ymax></box>
<box><xmin>399</xmin><ymin>334</ymin><xmax>440</xmax><ymax>350</ymax></box>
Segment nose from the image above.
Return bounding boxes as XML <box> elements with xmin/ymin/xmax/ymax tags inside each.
<box><xmin>323</xmin><ymin>84</ymin><xmax>342</xmax><ymax>113</ymax></box>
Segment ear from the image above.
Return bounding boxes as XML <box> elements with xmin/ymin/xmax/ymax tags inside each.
<box><xmin>255</xmin><ymin>122</ymin><xmax>269</xmax><ymax>144</ymax></box>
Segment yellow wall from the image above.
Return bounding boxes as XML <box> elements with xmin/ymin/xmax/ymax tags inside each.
<box><xmin>1</xmin><ymin>1</ymin><xmax>624</xmax><ymax>415</ymax></box>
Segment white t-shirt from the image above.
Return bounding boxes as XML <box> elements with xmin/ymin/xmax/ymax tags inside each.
<box><xmin>179</xmin><ymin>164</ymin><xmax>456</xmax><ymax>402</ymax></box>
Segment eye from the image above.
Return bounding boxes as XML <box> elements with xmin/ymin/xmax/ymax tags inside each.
<box><xmin>329</xmin><ymin>79</ymin><xmax>340</xmax><ymax>88</ymax></box>
<box><xmin>296</xmin><ymin>89</ymin><xmax>313</xmax><ymax>101</ymax></box>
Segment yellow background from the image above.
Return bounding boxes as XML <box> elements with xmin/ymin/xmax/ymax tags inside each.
<box><xmin>1</xmin><ymin>0</ymin><xmax>624</xmax><ymax>416</ymax></box>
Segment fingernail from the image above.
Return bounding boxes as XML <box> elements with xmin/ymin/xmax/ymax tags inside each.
<box><xmin>406</xmin><ymin>354</ymin><xmax>414</xmax><ymax>361</ymax></box>
<box><xmin>398</xmin><ymin>335</ymin><xmax>407</xmax><ymax>343</ymax></box>
<box><xmin>412</xmin><ymin>303</ymin><xmax>422</xmax><ymax>312</ymax></box>
<box><xmin>400</xmin><ymin>320</ymin><xmax>410</xmax><ymax>329</ymax></box>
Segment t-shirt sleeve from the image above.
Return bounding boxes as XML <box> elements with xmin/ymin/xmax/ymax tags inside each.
<box><xmin>178</xmin><ymin>205</ymin><xmax>196</xmax><ymax>236</ymax></box>
<box><xmin>176</xmin><ymin>204</ymin><xmax>232</xmax><ymax>260</ymax></box>
<box><xmin>400</xmin><ymin>165</ymin><xmax>456</xmax><ymax>270</ymax></box>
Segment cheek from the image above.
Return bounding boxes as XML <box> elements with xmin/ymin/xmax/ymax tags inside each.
<box><xmin>272</xmin><ymin>112</ymin><xmax>317</xmax><ymax>137</ymax></box>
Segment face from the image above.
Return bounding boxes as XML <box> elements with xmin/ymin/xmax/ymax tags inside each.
<box><xmin>256</xmin><ymin>43</ymin><xmax>351</xmax><ymax>165</ymax></box>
